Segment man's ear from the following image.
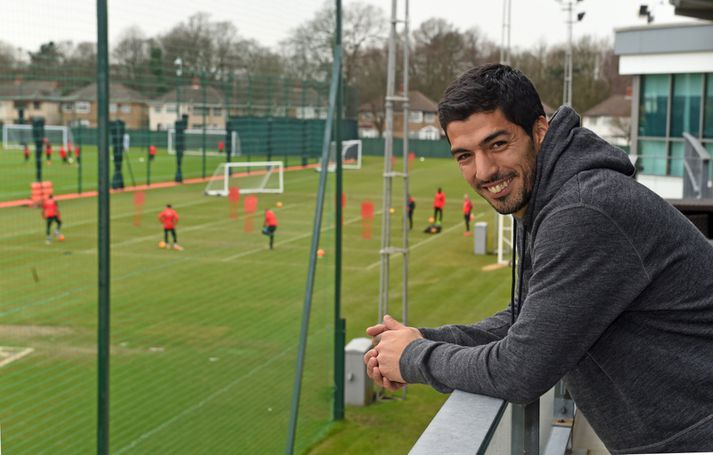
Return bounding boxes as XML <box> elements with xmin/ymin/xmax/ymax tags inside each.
<box><xmin>533</xmin><ymin>115</ymin><xmax>549</xmax><ymax>152</ymax></box>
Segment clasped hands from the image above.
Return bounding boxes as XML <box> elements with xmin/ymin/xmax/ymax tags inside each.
<box><xmin>363</xmin><ymin>315</ymin><xmax>423</xmax><ymax>392</ymax></box>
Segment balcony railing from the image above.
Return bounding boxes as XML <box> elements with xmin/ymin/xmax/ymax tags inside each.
<box><xmin>410</xmin><ymin>384</ymin><xmax>580</xmax><ymax>455</ymax></box>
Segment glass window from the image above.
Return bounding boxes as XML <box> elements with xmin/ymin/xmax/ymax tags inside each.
<box><xmin>669</xmin><ymin>142</ymin><xmax>684</xmax><ymax>177</ymax></box>
<box><xmin>671</xmin><ymin>74</ymin><xmax>702</xmax><ymax>137</ymax></box>
<box><xmin>706</xmin><ymin>143</ymin><xmax>713</xmax><ymax>183</ymax></box>
<box><xmin>75</xmin><ymin>102</ymin><xmax>90</xmax><ymax>114</ymax></box>
<box><xmin>704</xmin><ymin>74</ymin><xmax>713</xmax><ymax>138</ymax></box>
<box><xmin>424</xmin><ymin>112</ymin><xmax>436</xmax><ymax>123</ymax></box>
<box><xmin>165</xmin><ymin>105</ymin><xmax>176</xmax><ymax>113</ymax></box>
<box><xmin>121</xmin><ymin>104</ymin><xmax>131</xmax><ymax>114</ymax></box>
<box><xmin>213</xmin><ymin>107</ymin><xmax>222</xmax><ymax>116</ymax></box>
<box><xmin>639</xmin><ymin>75</ymin><xmax>669</xmax><ymax>137</ymax></box>
<box><xmin>638</xmin><ymin>140</ymin><xmax>667</xmax><ymax>176</ymax></box>
<box><xmin>409</xmin><ymin>111</ymin><xmax>423</xmax><ymax>123</ymax></box>
<box><xmin>109</xmin><ymin>103</ymin><xmax>117</xmax><ymax>113</ymax></box>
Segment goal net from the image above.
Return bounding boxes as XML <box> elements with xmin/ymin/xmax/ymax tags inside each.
<box><xmin>3</xmin><ymin>124</ymin><xmax>74</xmax><ymax>150</ymax></box>
<box><xmin>316</xmin><ymin>139</ymin><xmax>362</xmax><ymax>171</ymax></box>
<box><xmin>204</xmin><ymin>161</ymin><xmax>284</xmax><ymax>196</ymax></box>
<box><xmin>168</xmin><ymin>129</ymin><xmax>240</xmax><ymax>157</ymax></box>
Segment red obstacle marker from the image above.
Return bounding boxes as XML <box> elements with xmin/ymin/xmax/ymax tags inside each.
<box><xmin>244</xmin><ymin>195</ymin><xmax>258</xmax><ymax>213</ymax></box>
<box><xmin>361</xmin><ymin>201</ymin><xmax>374</xmax><ymax>220</ymax></box>
<box><xmin>133</xmin><ymin>190</ymin><xmax>145</xmax><ymax>226</ymax></box>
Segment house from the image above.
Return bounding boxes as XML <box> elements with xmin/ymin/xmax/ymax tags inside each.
<box><xmin>0</xmin><ymin>80</ymin><xmax>63</xmax><ymax>125</ymax></box>
<box><xmin>614</xmin><ymin>18</ymin><xmax>713</xmax><ymax>198</ymax></box>
<box><xmin>149</xmin><ymin>84</ymin><xmax>226</xmax><ymax>131</ymax></box>
<box><xmin>582</xmin><ymin>93</ymin><xmax>632</xmax><ymax>149</ymax></box>
<box><xmin>62</xmin><ymin>82</ymin><xmax>149</xmax><ymax>129</ymax></box>
<box><xmin>358</xmin><ymin>90</ymin><xmax>441</xmax><ymax>140</ymax></box>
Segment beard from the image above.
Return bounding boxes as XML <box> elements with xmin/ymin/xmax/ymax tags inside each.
<box><xmin>477</xmin><ymin>142</ymin><xmax>537</xmax><ymax>216</ymax></box>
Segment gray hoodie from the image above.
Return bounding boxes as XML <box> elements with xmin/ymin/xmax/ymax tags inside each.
<box><xmin>400</xmin><ymin>107</ymin><xmax>713</xmax><ymax>453</ymax></box>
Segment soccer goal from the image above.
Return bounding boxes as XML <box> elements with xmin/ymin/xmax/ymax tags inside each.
<box><xmin>2</xmin><ymin>124</ymin><xmax>74</xmax><ymax>150</ymax></box>
<box><xmin>316</xmin><ymin>139</ymin><xmax>362</xmax><ymax>172</ymax></box>
<box><xmin>204</xmin><ymin>161</ymin><xmax>284</xmax><ymax>196</ymax></box>
<box><xmin>167</xmin><ymin>129</ymin><xmax>240</xmax><ymax>157</ymax></box>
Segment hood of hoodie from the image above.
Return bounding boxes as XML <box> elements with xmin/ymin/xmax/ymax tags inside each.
<box><xmin>522</xmin><ymin>106</ymin><xmax>635</xmax><ymax>229</ymax></box>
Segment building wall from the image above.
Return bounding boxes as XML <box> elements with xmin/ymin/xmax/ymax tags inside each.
<box><xmin>582</xmin><ymin>115</ymin><xmax>631</xmax><ymax>148</ymax></box>
<box><xmin>150</xmin><ymin>103</ymin><xmax>225</xmax><ymax>131</ymax></box>
<box><xmin>61</xmin><ymin>101</ymin><xmax>148</xmax><ymax>129</ymax></box>
<box><xmin>358</xmin><ymin>110</ymin><xmax>441</xmax><ymax>140</ymax></box>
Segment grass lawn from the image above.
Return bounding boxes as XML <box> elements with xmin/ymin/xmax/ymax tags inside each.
<box><xmin>0</xmin><ymin>152</ymin><xmax>511</xmax><ymax>454</ymax></box>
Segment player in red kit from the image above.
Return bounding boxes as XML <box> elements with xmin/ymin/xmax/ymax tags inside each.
<box><xmin>463</xmin><ymin>194</ymin><xmax>474</xmax><ymax>235</ymax></box>
<box><xmin>218</xmin><ymin>141</ymin><xmax>225</xmax><ymax>154</ymax></box>
<box><xmin>262</xmin><ymin>209</ymin><xmax>278</xmax><ymax>250</ymax></box>
<box><xmin>42</xmin><ymin>194</ymin><xmax>64</xmax><ymax>244</ymax></box>
<box><xmin>433</xmin><ymin>187</ymin><xmax>445</xmax><ymax>223</ymax></box>
<box><xmin>44</xmin><ymin>140</ymin><xmax>52</xmax><ymax>164</ymax></box>
<box><xmin>148</xmin><ymin>145</ymin><xmax>157</xmax><ymax>161</ymax></box>
<box><xmin>59</xmin><ymin>146</ymin><xmax>68</xmax><ymax>164</ymax></box>
<box><xmin>23</xmin><ymin>144</ymin><xmax>30</xmax><ymax>162</ymax></box>
<box><xmin>158</xmin><ymin>204</ymin><xmax>182</xmax><ymax>250</ymax></box>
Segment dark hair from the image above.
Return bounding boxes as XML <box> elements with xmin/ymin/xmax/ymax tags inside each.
<box><xmin>167</xmin><ymin>204</ymin><xmax>172</xmax><ymax>208</ymax></box>
<box><xmin>438</xmin><ymin>63</ymin><xmax>545</xmax><ymax>141</ymax></box>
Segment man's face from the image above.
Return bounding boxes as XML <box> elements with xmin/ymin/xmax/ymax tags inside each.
<box><xmin>447</xmin><ymin>109</ymin><xmax>546</xmax><ymax>219</ymax></box>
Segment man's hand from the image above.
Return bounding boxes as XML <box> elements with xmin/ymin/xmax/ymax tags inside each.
<box><xmin>363</xmin><ymin>315</ymin><xmax>423</xmax><ymax>389</ymax></box>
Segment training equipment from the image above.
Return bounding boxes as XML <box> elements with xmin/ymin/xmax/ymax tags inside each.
<box><xmin>276</xmin><ymin>201</ymin><xmax>283</xmax><ymax>208</ymax></box>
<box><xmin>3</xmin><ymin>124</ymin><xmax>73</xmax><ymax>150</ymax></box>
<box><xmin>204</xmin><ymin>161</ymin><xmax>284</xmax><ymax>197</ymax></box>
<box><xmin>168</xmin><ymin>129</ymin><xmax>240</xmax><ymax>157</ymax></box>
<box><xmin>58</xmin><ymin>234</ymin><xmax>65</xmax><ymax>242</ymax></box>
<box><xmin>317</xmin><ymin>248</ymin><xmax>325</xmax><ymax>257</ymax></box>
<box><xmin>159</xmin><ymin>241</ymin><xmax>166</xmax><ymax>249</ymax></box>
<box><xmin>316</xmin><ymin>139</ymin><xmax>362</xmax><ymax>172</ymax></box>
<box><xmin>428</xmin><ymin>216</ymin><xmax>435</xmax><ymax>223</ymax></box>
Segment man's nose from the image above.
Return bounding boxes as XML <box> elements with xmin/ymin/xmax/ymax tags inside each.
<box><xmin>475</xmin><ymin>152</ymin><xmax>498</xmax><ymax>183</ymax></box>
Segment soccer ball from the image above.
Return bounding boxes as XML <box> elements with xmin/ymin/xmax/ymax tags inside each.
<box><xmin>317</xmin><ymin>248</ymin><xmax>325</xmax><ymax>258</ymax></box>
<box><xmin>158</xmin><ymin>241</ymin><xmax>167</xmax><ymax>249</ymax></box>
<box><xmin>389</xmin><ymin>208</ymin><xmax>395</xmax><ymax>214</ymax></box>
<box><xmin>58</xmin><ymin>234</ymin><xmax>65</xmax><ymax>242</ymax></box>
<box><xmin>428</xmin><ymin>216</ymin><xmax>435</xmax><ymax>224</ymax></box>
<box><xmin>419</xmin><ymin>157</ymin><xmax>425</xmax><ymax>162</ymax></box>
<box><xmin>276</xmin><ymin>201</ymin><xmax>283</xmax><ymax>208</ymax></box>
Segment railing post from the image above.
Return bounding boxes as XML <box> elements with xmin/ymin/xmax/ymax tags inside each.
<box><xmin>511</xmin><ymin>401</ymin><xmax>539</xmax><ymax>454</ymax></box>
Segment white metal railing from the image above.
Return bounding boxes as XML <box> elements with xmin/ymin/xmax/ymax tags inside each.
<box><xmin>411</xmin><ymin>386</ymin><xmax>574</xmax><ymax>455</ymax></box>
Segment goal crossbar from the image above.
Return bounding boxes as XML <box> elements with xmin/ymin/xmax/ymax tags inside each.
<box><xmin>204</xmin><ymin>161</ymin><xmax>284</xmax><ymax>196</ymax></box>
<box><xmin>167</xmin><ymin>129</ymin><xmax>240</xmax><ymax>157</ymax></box>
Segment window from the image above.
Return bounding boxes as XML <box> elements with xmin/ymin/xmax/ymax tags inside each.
<box><xmin>671</xmin><ymin>74</ymin><xmax>702</xmax><ymax>137</ymax></box>
<box><xmin>213</xmin><ymin>107</ymin><xmax>222</xmax><ymax>116</ymax></box>
<box><xmin>417</xmin><ymin>125</ymin><xmax>440</xmax><ymax>140</ymax></box>
<box><xmin>193</xmin><ymin>106</ymin><xmax>209</xmax><ymax>116</ymax></box>
<box><xmin>153</xmin><ymin>106</ymin><xmax>162</xmax><ymax>113</ymax></box>
<box><xmin>424</xmin><ymin>112</ymin><xmax>436</xmax><ymax>123</ymax></box>
<box><xmin>638</xmin><ymin>140</ymin><xmax>667</xmax><ymax>176</ymax></box>
<box><xmin>121</xmin><ymin>104</ymin><xmax>131</xmax><ymax>114</ymax></box>
<box><xmin>704</xmin><ymin>74</ymin><xmax>713</xmax><ymax>138</ymax></box>
<box><xmin>669</xmin><ymin>142</ymin><xmax>684</xmax><ymax>177</ymax></box>
<box><xmin>33</xmin><ymin>101</ymin><xmax>41</xmax><ymax>110</ymax></box>
<box><xmin>639</xmin><ymin>74</ymin><xmax>669</xmax><ymax>137</ymax></box>
<box><xmin>165</xmin><ymin>105</ymin><xmax>176</xmax><ymax>113</ymax></box>
<box><xmin>61</xmin><ymin>103</ymin><xmax>73</xmax><ymax>113</ymax></box>
<box><xmin>409</xmin><ymin>111</ymin><xmax>423</xmax><ymax>123</ymax></box>
<box><xmin>706</xmin><ymin>143</ymin><xmax>713</xmax><ymax>182</ymax></box>
<box><xmin>75</xmin><ymin>102</ymin><xmax>90</xmax><ymax>114</ymax></box>
<box><xmin>109</xmin><ymin>103</ymin><xmax>117</xmax><ymax>113</ymax></box>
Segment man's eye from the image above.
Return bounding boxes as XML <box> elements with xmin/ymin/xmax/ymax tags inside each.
<box><xmin>455</xmin><ymin>154</ymin><xmax>470</xmax><ymax>162</ymax></box>
<box><xmin>492</xmin><ymin>141</ymin><xmax>507</xmax><ymax>151</ymax></box>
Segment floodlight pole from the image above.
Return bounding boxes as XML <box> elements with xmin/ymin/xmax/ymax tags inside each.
<box><xmin>174</xmin><ymin>58</ymin><xmax>182</xmax><ymax>120</ymax></box>
<box><xmin>563</xmin><ymin>0</ymin><xmax>573</xmax><ymax>107</ymax></box>
<box><xmin>500</xmin><ymin>0</ymin><xmax>512</xmax><ymax>66</ymax></box>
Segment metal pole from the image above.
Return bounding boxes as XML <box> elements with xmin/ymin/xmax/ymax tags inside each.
<box><xmin>401</xmin><ymin>0</ymin><xmax>410</xmax><ymax>329</ymax></box>
<box><xmin>202</xmin><ymin>70</ymin><xmax>207</xmax><ymax>179</ymax></box>
<box><xmin>563</xmin><ymin>1</ymin><xmax>573</xmax><ymax>107</ymax></box>
<box><xmin>96</xmin><ymin>0</ymin><xmax>111</xmax><ymax>453</ymax></box>
<box><xmin>500</xmin><ymin>0</ymin><xmax>512</xmax><ymax>66</ymax></box>
<box><xmin>379</xmin><ymin>0</ymin><xmax>398</xmax><ymax>322</ymax></box>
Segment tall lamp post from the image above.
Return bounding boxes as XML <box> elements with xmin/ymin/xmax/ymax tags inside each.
<box><xmin>174</xmin><ymin>57</ymin><xmax>183</xmax><ymax>120</ymax></box>
<box><xmin>557</xmin><ymin>0</ymin><xmax>585</xmax><ymax>107</ymax></box>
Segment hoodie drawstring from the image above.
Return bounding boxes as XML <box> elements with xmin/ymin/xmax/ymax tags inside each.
<box><xmin>510</xmin><ymin>217</ymin><xmax>527</xmax><ymax>326</ymax></box>
<box><xmin>510</xmin><ymin>218</ymin><xmax>518</xmax><ymax>327</ymax></box>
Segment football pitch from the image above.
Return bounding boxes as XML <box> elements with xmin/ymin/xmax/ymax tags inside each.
<box><xmin>0</xmin><ymin>149</ymin><xmax>511</xmax><ymax>454</ymax></box>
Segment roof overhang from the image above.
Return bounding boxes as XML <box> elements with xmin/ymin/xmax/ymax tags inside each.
<box><xmin>670</xmin><ymin>0</ymin><xmax>713</xmax><ymax>20</ymax></box>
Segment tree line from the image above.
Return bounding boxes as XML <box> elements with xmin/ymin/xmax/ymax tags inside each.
<box><xmin>0</xmin><ymin>2</ymin><xmax>629</xmax><ymax>125</ymax></box>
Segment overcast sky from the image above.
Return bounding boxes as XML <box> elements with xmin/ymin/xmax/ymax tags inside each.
<box><xmin>0</xmin><ymin>0</ymin><xmax>701</xmax><ymax>55</ymax></box>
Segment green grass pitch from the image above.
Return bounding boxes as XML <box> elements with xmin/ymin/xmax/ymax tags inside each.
<box><xmin>0</xmin><ymin>147</ymin><xmax>511</xmax><ymax>454</ymax></box>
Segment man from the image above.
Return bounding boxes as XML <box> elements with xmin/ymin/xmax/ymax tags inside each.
<box><xmin>364</xmin><ymin>64</ymin><xmax>713</xmax><ymax>453</ymax></box>
<box><xmin>462</xmin><ymin>194</ymin><xmax>473</xmax><ymax>235</ymax></box>
<box><xmin>432</xmin><ymin>187</ymin><xmax>445</xmax><ymax>223</ymax></box>
<box><xmin>407</xmin><ymin>194</ymin><xmax>415</xmax><ymax>230</ymax></box>
<box><xmin>42</xmin><ymin>194</ymin><xmax>63</xmax><ymax>244</ymax></box>
<box><xmin>262</xmin><ymin>209</ymin><xmax>278</xmax><ymax>250</ymax></box>
<box><xmin>158</xmin><ymin>204</ymin><xmax>182</xmax><ymax>250</ymax></box>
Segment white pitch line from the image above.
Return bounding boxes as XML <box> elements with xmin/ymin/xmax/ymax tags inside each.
<box><xmin>365</xmin><ymin>212</ymin><xmax>486</xmax><ymax>271</ymax></box>
<box><xmin>0</xmin><ymin>347</ymin><xmax>34</xmax><ymax>368</ymax></box>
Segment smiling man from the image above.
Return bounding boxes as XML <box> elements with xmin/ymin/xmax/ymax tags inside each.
<box><xmin>363</xmin><ymin>64</ymin><xmax>713</xmax><ymax>453</ymax></box>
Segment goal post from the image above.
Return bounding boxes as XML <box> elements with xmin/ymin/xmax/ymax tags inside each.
<box><xmin>204</xmin><ymin>161</ymin><xmax>284</xmax><ymax>196</ymax></box>
<box><xmin>167</xmin><ymin>128</ymin><xmax>240</xmax><ymax>157</ymax></box>
<box><xmin>3</xmin><ymin>124</ymin><xmax>73</xmax><ymax>150</ymax></box>
<box><xmin>316</xmin><ymin>139</ymin><xmax>362</xmax><ymax>172</ymax></box>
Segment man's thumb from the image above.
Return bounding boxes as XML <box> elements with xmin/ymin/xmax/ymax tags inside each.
<box><xmin>383</xmin><ymin>314</ymin><xmax>405</xmax><ymax>329</ymax></box>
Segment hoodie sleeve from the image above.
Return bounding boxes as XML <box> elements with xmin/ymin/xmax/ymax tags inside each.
<box><xmin>418</xmin><ymin>306</ymin><xmax>512</xmax><ymax>346</ymax></box>
<box><xmin>400</xmin><ymin>205</ymin><xmax>650</xmax><ymax>401</ymax></box>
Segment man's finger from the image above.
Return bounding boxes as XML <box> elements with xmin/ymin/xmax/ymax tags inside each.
<box><xmin>383</xmin><ymin>314</ymin><xmax>405</xmax><ymax>330</ymax></box>
<box><xmin>363</xmin><ymin>348</ymin><xmax>377</xmax><ymax>366</ymax></box>
<box><xmin>366</xmin><ymin>323</ymin><xmax>387</xmax><ymax>337</ymax></box>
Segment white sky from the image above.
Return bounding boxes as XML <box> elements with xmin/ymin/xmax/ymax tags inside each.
<box><xmin>0</xmin><ymin>0</ymin><xmax>702</xmax><ymax>55</ymax></box>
